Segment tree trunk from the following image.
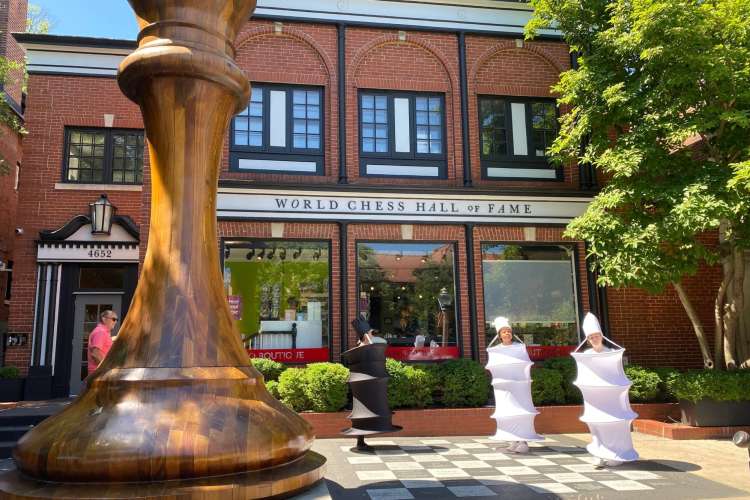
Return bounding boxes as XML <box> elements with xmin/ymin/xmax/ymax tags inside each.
<box><xmin>723</xmin><ymin>249</ymin><xmax>738</xmax><ymax>370</ymax></box>
<box><xmin>673</xmin><ymin>281</ymin><xmax>714</xmax><ymax>369</ymax></box>
<box><xmin>732</xmin><ymin>246</ymin><xmax>747</xmax><ymax>368</ymax></box>
<box><xmin>714</xmin><ymin>262</ymin><xmax>728</xmax><ymax>370</ymax></box>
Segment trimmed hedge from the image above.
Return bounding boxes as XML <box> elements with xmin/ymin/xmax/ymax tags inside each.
<box><xmin>265</xmin><ymin>380</ymin><xmax>280</xmax><ymax>399</ymax></box>
<box><xmin>436</xmin><ymin>359</ymin><xmax>490</xmax><ymax>407</ymax></box>
<box><xmin>624</xmin><ymin>365</ymin><xmax>661</xmax><ymax>403</ymax></box>
<box><xmin>542</xmin><ymin>357</ymin><xmax>581</xmax><ymax>404</ymax></box>
<box><xmin>667</xmin><ymin>369</ymin><xmax>750</xmax><ymax>403</ymax></box>
<box><xmin>0</xmin><ymin>366</ymin><xmax>20</xmax><ymax>379</ymax></box>
<box><xmin>251</xmin><ymin>358</ymin><xmax>285</xmax><ymax>382</ymax></box>
<box><xmin>386</xmin><ymin>358</ymin><xmax>436</xmax><ymax>409</ymax></box>
<box><xmin>277</xmin><ymin>368</ymin><xmax>310</xmax><ymax>411</ymax></box>
<box><xmin>304</xmin><ymin>363</ymin><xmax>350</xmax><ymax>412</ymax></box>
<box><xmin>531</xmin><ymin>368</ymin><xmax>566</xmax><ymax>405</ymax></box>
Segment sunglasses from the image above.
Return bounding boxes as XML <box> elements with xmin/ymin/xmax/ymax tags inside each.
<box><xmin>108</xmin><ymin>317</ymin><xmax>119</xmax><ymax>322</ymax></box>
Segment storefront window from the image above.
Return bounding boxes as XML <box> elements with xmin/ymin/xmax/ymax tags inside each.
<box><xmin>357</xmin><ymin>242</ymin><xmax>459</xmax><ymax>361</ymax></box>
<box><xmin>223</xmin><ymin>240</ymin><xmax>330</xmax><ymax>363</ymax></box>
<box><xmin>481</xmin><ymin>244</ymin><xmax>579</xmax><ymax>359</ymax></box>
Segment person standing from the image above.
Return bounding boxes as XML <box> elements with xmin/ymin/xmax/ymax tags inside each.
<box><xmin>487</xmin><ymin>316</ymin><xmax>541</xmax><ymax>454</ymax></box>
<box><xmin>87</xmin><ymin>310</ymin><xmax>118</xmax><ymax>375</ymax></box>
<box><xmin>573</xmin><ymin>312</ymin><xmax>638</xmax><ymax>469</ymax></box>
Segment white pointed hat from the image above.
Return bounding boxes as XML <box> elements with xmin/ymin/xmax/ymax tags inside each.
<box><xmin>582</xmin><ymin>312</ymin><xmax>603</xmax><ymax>337</ymax></box>
<box><xmin>493</xmin><ymin>316</ymin><xmax>511</xmax><ymax>332</ymax></box>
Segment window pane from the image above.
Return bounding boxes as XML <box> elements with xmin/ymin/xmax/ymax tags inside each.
<box><xmin>529</xmin><ymin>101</ymin><xmax>557</xmax><ymax>158</ymax></box>
<box><xmin>417</xmin><ymin>140</ymin><xmax>429</xmax><ymax>153</ymax></box>
<box><xmin>482</xmin><ymin>244</ymin><xmax>578</xmax><ymax>347</ymax></box>
<box><xmin>223</xmin><ymin>240</ymin><xmax>331</xmax><ymax>359</ymax></box>
<box><xmin>361</xmin><ymin>94</ymin><xmax>389</xmax><ymax>154</ymax></box>
<box><xmin>479</xmin><ymin>97</ymin><xmax>508</xmax><ymax>160</ymax></box>
<box><xmin>416</xmin><ymin>126</ymin><xmax>428</xmax><ymax>140</ymax></box>
<box><xmin>429</xmin><ymin>141</ymin><xmax>442</xmax><ymax>154</ymax></box>
<box><xmin>234</xmin><ymin>86</ymin><xmax>263</xmax><ymax>148</ymax></box>
<box><xmin>79</xmin><ymin>266</ymin><xmax>125</xmax><ymax>289</ymax></box>
<box><xmin>112</xmin><ymin>131</ymin><xmax>145</xmax><ymax>184</ymax></box>
<box><xmin>249</xmin><ymin>132</ymin><xmax>262</xmax><ymax>147</ymax></box>
<box><xmin>235</xmin><ymin>118</ymin><xmax>248</xmax><ymax>131</ymax></box>
<box><xmin>66</xmin><ymin>129</ymin><xmax>107</xmax><ymax>184</ymax></box>
<box><xmin>414</xmin><ymin>96</ymin><xmax>442</xmax><ymax>156</ymax></box>
<box><xmin>357</xmin><ymin>242</ymin><xmax>459</xmax><ymax>361</ymax></box>
<box><xmin>416</xmin><ymin>111</ymin><xmax>428</xmax><ymax>125</ymax></box>
<box><xmin>415</xmin><ymin>97</ymin><xmax>427</xmax><ymax>111</ymax></box>
<box><xmin>290</xmin><ymin>89</ymin><xmax>323</xmax><ymax>151</ymax></box>
<box><xmin>234</xmin><ymin>132</ymin><xmax>248</xmax><ymax>145</ymax></box>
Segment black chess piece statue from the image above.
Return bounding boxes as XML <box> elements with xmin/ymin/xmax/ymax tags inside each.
<box><xmin>342</xmin><ymin>319</ymin><xmax>401</xmax><ymax>452</ymax></box>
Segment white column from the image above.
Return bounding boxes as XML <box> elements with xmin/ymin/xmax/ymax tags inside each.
<box><xmin>511</xmin><ymin>102</ymin><xmax>528</xmax><ymax>156</ymax></box>
<box><xmin>394</xmin><ymin>97</ymin><xmax>411</xmax><ymax>153</ymax></box>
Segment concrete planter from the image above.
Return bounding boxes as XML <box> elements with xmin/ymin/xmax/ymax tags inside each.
<box><xmin>302</xmin><ymin>403</ymin><xmax>679</xmax><ymax>438</ymax></box>
<box><xmin>679</xmin><ymin>399</ymin><xmax>750</xmax><ymax>427</ymax></box>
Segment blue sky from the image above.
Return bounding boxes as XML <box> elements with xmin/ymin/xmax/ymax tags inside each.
<box><xmin>34</xmin><ymin>0</ymin><xmax>138</xmax><ymax>40</ymax></box>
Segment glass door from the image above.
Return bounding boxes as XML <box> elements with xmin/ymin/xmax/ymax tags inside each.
<box><xmin>69</xmin><ymin>294</ymin><xmax>121</xmax><ymax>396</ymax></box>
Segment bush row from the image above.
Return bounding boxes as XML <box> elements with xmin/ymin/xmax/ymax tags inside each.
<box><xmin>534</xmin><ymin>357</ymin><xmax>677</xmax><ymax>405</ymax></box>
<box><xmin>253</xmin><ymin>357</ymin><xmax>490</xmax><ymax>412</ymax></box>
<box><xmin>252</xmin><ymin>357</ymin><xmax>750</xmax><ymax>412</ymax></box>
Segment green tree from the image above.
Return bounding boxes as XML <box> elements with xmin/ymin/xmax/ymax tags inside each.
<box><xmin>527</xmin><ymin>0</ymin><xmax>750</xmax><ymax>369</ymax></box>
<box><xmin>26</xmin><ymin>3</ymin><xmax>53</xmax><ymax>34</ymax></box>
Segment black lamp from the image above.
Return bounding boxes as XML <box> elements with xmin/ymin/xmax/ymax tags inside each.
<box><xmin>438</xmin><ymin>287</ymin><xmax>452</xmax><ymax>312</ymax></box>
<box><xmin>89</xmin><ymin>194</ymin><xmax>116</xmax><ymax>235</ymax></box>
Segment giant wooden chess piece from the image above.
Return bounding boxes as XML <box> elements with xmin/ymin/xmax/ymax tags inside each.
<box><xmin>0</xmin><ymin>1</ymin><xmax>325</xmax><ymax>498</ymax></box>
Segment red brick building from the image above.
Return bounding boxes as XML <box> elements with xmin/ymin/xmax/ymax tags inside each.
<box><xmin>0</xmin><ymin>0</ymin><xmax>26</xmax><ymax>365</ymax></box>
<box><xmin>3</xmin><ymin>0</ymin><xmax>737</xmax><ymax>398</ymax></box>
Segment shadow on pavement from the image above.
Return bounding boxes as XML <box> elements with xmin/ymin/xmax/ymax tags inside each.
<box><xmin>324</xmin><ymin>478</ymin><xmax>562</xmax><ymax>499</ymax></box>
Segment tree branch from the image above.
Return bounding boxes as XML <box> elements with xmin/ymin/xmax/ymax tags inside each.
<box><xmin>673</xmin><ymin>281</ymin><xmax>714</xmax><ymax>369</ymax></box>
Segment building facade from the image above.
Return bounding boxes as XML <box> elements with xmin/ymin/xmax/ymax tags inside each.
<box><xmin>4</xmin><ymin>0</ymin><xmax>732</xmax><ymax>398</ymax></box>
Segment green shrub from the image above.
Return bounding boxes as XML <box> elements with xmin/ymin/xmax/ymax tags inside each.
<box><xmin>651</xmin><ymin>367</ymin><xmax>680</xmax><ymax>402</ymax></box>
<box><xmin>303</xmin><ymin>363</ymin><xmax>349</xmax><ymax>412</ymax></box>
<box><xmin>0</xmin><ymin>366</ymin><xmax>20</xmax><ymax>379</ymax></box>
<box><xmin>386</xmin><ymin>358</ymin><xmax>435</xmax><ymax>408</ymax></box>
<box><xmin>543</xmin><ymin>357</ymin><xmax>582</xmax><ymax>404</ymax></box>
<box><xmin>277</xmin><ymin>368</ymin><xmax>310</xmax><ymax>411</ymax></box>
<box><xmin>265</xmin><ymin>380</ymin><xmax>280</xmax><ymax>399</ymax></box>
<box><xmin>668</xmin><ymin>369</ymin><xmax>750</xmax><ymax>403</ymax></box>
<box><xmin>436</xmin><ymin>359</ymin><xmax>490</xmax><ymax>407</ymax></box>
<box><xmin>251</xmin><ymin>358</ymin><xmax>286</xmax><ymax>382</ymax></box>
<box><xmin>624</xmin><ymin>365</ymin><xmax>661</xmax><ymax>402</ymax></box>
<box><xmin>531</xmin><ymin>368</ymin><xmax>565</xmax><ymax>405</ymax></box>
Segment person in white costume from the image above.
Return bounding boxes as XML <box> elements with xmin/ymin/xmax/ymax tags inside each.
<box><xmin>573</xmin><ymin>313</ymin><xmax>638</xmax><ymax>469</ymax></box>
<box><xmin>486</xmin><ymin>316</ymin><xmax>542</xmax><ymax>454</ymax></box>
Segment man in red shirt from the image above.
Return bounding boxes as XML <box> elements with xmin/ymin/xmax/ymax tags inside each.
<box><xmin>87</xmin><ymin>310</ymin><xmax>118</xmax><ymax>375</ymax></box>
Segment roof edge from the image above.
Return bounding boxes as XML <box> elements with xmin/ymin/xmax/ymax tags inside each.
<box><xmin>12</xmin><ymin>33</ymin><xmax>136</xmax><ymax>49</ymax></box>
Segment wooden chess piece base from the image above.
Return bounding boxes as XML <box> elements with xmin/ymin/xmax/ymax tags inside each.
<box><xmin>0</xmin><ymin>452</ymin><xmax>325</xmax><ymax>499</ymax></box>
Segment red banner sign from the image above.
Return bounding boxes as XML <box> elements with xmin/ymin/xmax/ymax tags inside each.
<box><xmin>526</xmin><ymin>345</ymin><xmax>576</xmax><ymax>361</ymax></box>
<box><xmin>248</xmin><ymin>347</ymin><xmax>329</xmax><ymax>363</ymax></box>
<box><xmin>385</xmin><ymin>346</ymin><xmax>460</xmax><ymax>361</ymax></box>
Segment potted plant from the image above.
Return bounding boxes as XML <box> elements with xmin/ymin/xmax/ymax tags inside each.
<box><xmin>0</xmin><ymin>366</ymin><xmax>25</xmax><ymax>402</ymax></box>
<box><xmin>668</xmin><ymin>369</ymin><xmax>750</xmax><ymax>427</ymax></box>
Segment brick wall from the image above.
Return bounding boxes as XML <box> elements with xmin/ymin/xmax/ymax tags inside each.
<box><xmin>0</xmin><ymin>0</ymin><xmax>27</xmax><ymax>105</ymax></box>
<box><xmin>6</xmin><ymin>19</ymin><xmax>724</xmax><ymax>372</ymax></box>
<box><xmin>0</xmin><ymin>121</ymin><xmax>21</xmax><ymax>326</ymax></box>
<box><xmin>4</xmin><ymin>74</ymin><xmax>144</xmax><ymax>371</ymax></box>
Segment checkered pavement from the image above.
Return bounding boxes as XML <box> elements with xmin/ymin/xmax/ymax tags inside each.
<box><xmin>322</xmin><ymin>436</ymin><xmax>736</xmax><ymax>499</ymax></box>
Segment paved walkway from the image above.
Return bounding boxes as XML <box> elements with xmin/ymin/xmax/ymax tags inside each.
<box><xmin>2</xmin><ymin>432</ymin><xmax>748</xmax><ymax>499</ymax></box>
<box><xmin>306</xmin><ymin>433</ymin><xmax>750</xmax><ymax>499</ymax></box>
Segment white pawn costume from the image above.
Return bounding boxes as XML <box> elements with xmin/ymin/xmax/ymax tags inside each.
<box><xmin>572</xmin><ymin>313</ymin><xmax>638</xmax><ymax>467</ymax></box>
<box><xmin>486</xmin><ymin>316</ymin><xmax>542</xmax><ymax>454</ymax></box>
